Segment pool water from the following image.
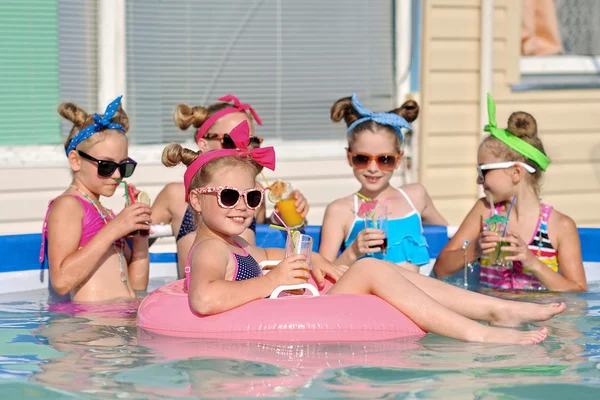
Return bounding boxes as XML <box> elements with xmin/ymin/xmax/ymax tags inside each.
<box><xmin>0</xmin><ymin>279</ymin><xmax>599</xmax><ymax>399</ymax></box>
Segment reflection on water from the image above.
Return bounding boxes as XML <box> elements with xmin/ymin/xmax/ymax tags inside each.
<box><xmin>0</xmin><ymin>279</ymin><xmax>598</xmax><ymax>399</ymax></box>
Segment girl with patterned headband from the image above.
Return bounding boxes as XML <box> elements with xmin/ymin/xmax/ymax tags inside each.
<box><xmin>319</xmin><ymin>93</ymin><xmax>447</xmax><ymax>270</ymax></box>
<box><xmin>40</xmin><ymin>96</ymin><xmax>151</xmax><ymax>302</ymax></box>
<box><xmin>151</xmin><ymin>94</ymin><xmax>309</xmax><ymax>278</ymax></box>
<box><xmin>174</xmin><ymin>120</ymin><xmax>564</xmax><ymax>345</ymax></box>
<box><xmin>434</xmin><ymin>94</ymin><xmax>586</xmax><ymax>292</ymax></box>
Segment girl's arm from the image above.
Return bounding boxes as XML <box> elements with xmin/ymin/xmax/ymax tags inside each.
<box><xmin>47</xmin><ymin>197</ymin><xmax>126</xmax><ymax>296</ymax></box>
<box><xmin>319</xmin><ymin>202</ymin><xmax>359</xmax><ymax>265</ymax></box>
<box><xmin>504</xmin><ymin>213</ymin><xmax>587</xmax><ymax>292</ymax></box>
<box><xmin>189</xmin><ymin>240</ymin><xmax>308</xmax><ymax>314</ymax></box>
<box><xmin>403</xmin><ymin>183</ymin><xmax>448</xmax><ymax>226</ymax></box>
<box><xmin>433</xmin><ymin>199</ymin><xmax>487</xmax><ymax>278</ymax></box>
<box><xmin>127</xmin><ymin>237</ymin><xmax>150</xmax><ymax>291</ymax></box>
<box><xmin>151</xmin><ymin>182</ymin><xmax>179</xmax><ymax>226</ymax></box>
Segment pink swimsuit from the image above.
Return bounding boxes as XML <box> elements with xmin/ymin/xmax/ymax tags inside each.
<box><xmin>39</xmin><ymin>194</ymin><xmax>122</xmax><ymax>264</ymax></box>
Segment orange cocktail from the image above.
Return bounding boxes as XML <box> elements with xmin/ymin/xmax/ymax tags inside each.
<box><xmin>268</xmin><ymin>181</ymin><xmax>305</xmax><ymax>228</ymax></box>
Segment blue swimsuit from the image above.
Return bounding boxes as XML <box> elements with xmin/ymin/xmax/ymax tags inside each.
<box><xmin>176</xmin><ymin>206</ymin><xmax>256</xmax><ymax>241</ymax></box>
<box><xmin>343</xmin><ymin>188</ymin><xmax>430</xmax><ymax>266</ymax></box>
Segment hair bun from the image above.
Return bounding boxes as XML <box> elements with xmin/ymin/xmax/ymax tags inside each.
<box><xmin>507</xmin><ymin>111</ymin><xmax>537</xmax><ymax>139</ymax></box>
<box><xmin>57</xmin><ymin>102</ymin><xmax>89</xmax><ymax>127</ymax></box>
<box><xmin>390</xmin><ymin>99</ymin><xmax>419</xmax><ymax>123</ymax></box>
<box><xmin>330</xmin><ymin>96</ymin><xmax>360</xmax><ymax>127</ymax></box>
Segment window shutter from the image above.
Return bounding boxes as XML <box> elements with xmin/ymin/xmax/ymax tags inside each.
<box><xmin>125</xmin><ymin>0</ymin><xmax>395</xmax><ymax>144</ymax></box>
<box><xmin>0</xmin><ymin>0</ymin><xmax>60</xmax><ymax>145</ymax></box>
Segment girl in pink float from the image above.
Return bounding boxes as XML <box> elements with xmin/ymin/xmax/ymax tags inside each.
<box><xmin>433</xmin><ymin>95</ymin><xmax>587</xmax><ymax>292</ymax></box>
<box><xmin>151</xmin><ymin>94</ymin><xmax>309</xmax><ymax>277</ymax></box>
<box><xmin>162</xmin><ymin>119</ymin><xmax>565</xmax><ymax>344</ymax></box>
<box><xmin>39</xmin><ymin>96</ymin><xmax>152</xmax><ymax>302</ymax></box>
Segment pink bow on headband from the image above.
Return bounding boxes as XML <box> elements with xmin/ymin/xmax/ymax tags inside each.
<box><xmin>195</xmin><ymin>94</ymin><xmax>263</xmax><ymax>142</ymax></box>
<box><xmin>184</xmin><ymin>120</ymin><xmax>276</xmax><ymax>200</ymax></box>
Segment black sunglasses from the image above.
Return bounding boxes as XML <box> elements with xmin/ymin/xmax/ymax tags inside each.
<box><xmin>78</xmin><ymin>151</ymin><xmax>137</xmax><ymax>178</ymax></box>
<box><xmin>204</xmin><ymin>133</ymin><xmax>263</xmax><ymax>150</ymax></box>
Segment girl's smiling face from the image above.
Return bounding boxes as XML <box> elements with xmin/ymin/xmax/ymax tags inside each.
<box><xmin>348</xmin><ymin>128</ymin><xmax>401</xmax><ymax>193</ymax></box>
<box><xmin>191</xmin><ymin>164</ymin><xmax>258</xmax><ymax>238</ymax></box>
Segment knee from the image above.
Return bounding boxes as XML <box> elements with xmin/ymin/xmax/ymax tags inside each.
<box><xmin>350</xmin><ymin>258</ymin><xmax>385</xmax><ymax>273</ymax></box>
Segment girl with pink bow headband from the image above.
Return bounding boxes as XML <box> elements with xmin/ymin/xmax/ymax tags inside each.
<box><xmin>164</xmin><ymin>121</ymin><xmax>561</xmax><ymax>346</ymax></box>
<box><xmin>151</xmin><ymin>95</ymin><xmax>309</xmax><ymax>278</ymax></box>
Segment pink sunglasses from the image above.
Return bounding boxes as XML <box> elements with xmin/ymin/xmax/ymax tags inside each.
<box><xmin>195</xmin><ymin>186</ymin><xmax>264</xmax><ymax>210</ymax></box>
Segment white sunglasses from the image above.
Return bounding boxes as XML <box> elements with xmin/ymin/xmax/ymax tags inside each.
<box><xmin>477</xmin><ymin>162</ymin><xmax>536</xmax><ymax>181</ymax></box>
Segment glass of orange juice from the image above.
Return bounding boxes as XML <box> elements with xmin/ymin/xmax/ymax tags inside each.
<box><xmin>285</xmin><ymin>231</ymin><xmax>312</xmax><ymax>282</ymax></box>
<box><xmin>268</xmin><ymin>181</ymin><xmax>305</xmax><ymax>228</ymax></box>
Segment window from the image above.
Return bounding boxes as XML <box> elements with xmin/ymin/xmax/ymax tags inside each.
<box><xmin>0</xmin><ymin>1</ymin><xmax>60</xmax><ymax>145</ymax></box>
<box><xmin>125</xmin><ymin>0</ymin><xmax>395</xmax><ymax>144</ymax></box>
<box><xmin>521</xmin><ymin>0</ymin><xmax>600</xmax><ymax>76</ymax></box>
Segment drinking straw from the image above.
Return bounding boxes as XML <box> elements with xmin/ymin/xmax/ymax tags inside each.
<box><xmin>259</xmin><ymin>172</ymin><xmax>271</xmax><ymax>188</ymax></box>
<box><xmin>500</xmin><ymin>195</ymin><xmax>516</xmax><ymax>238</ymax></box>
<box><xmin>269</xmin><ymin>224</ymin><xmax>287</xmax><ymax>232</ymax></box>
<box><xmin>116</xmin><ymin>180</ymin><xmax>130</xmax><ymax>205</ymax></box>
<box><xmin>273</xmin><ymin>212</ymin><xmax>290</xmax><ymax>233</ymax></box>
<box><xmin>488</xmin><ymin>192</ymin><xmax>497</xmax><ymax>215</ymax></box>
<box><xmin>495</xmin><ymin>195</ymin><xmax>516</xmax><ymax>264</ymax></box>
<box><xmin>356</xmin><ymin>192</ymin><xmax>371</xmax><ymax>201</ymax></box>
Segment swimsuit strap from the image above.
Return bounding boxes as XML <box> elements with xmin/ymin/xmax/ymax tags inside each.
<box><xmin>540</xmin><ymin>203</ymin><xmax>553</xmax><ymax>225</ymax></box>
<box><xmin>184</xmin><ymin>239</ymin><xmax>249</xmax><ymax>291</ymax></box>
<box><xmin>184</xmin><ymin>241</ymin><xmax>203</xmax><ymax>292</ymax></box>
<box><xmin>395</xmin><ymin>187</ymin><xmax>417</xmax><ymax>212</ymax></box>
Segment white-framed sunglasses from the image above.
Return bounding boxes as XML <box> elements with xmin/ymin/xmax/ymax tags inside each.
<box><xmin>477</xmin><ymin>162</ymin><xmax>536</xmax><ymax>181</ymax></box>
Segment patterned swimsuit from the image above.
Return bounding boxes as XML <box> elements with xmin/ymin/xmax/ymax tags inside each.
<box><xmin>479</xmin><ymin>203</ymin><xmax>558</xmax><ymax>290</ymax></box>
<box><xmin>184</xmin><ymin>240</ymin><xmax>263</xmax><ymax>291</ymax></box>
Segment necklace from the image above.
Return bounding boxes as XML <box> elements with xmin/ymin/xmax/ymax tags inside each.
<box><xmin>69</xmin><ymin>185</ymin><xmax>128</xmax><ymax>285</ymax></box>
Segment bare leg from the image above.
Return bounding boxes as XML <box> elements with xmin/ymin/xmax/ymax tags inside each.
<box><xmin>386</xmin><ymin>260</ymin><xmax>565</xmax><ymax>326</ymax></box>
<box><xmin>328</xmin><ymin>260</ymin><xmax>548</xmax><ymax>344</ymax></box>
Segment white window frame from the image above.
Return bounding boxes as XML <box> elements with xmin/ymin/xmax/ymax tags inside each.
<box><xmin>521</xmin><ymin>55</ymin><xmax>600</xmax><ymax>75</ymax></box>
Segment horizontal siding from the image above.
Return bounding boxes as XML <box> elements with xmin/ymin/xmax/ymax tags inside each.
<box><xmin>429</xmin><ymin>39</ymin><xmax>506</xmax><ymax>72</ymax></box>
<box><xmin>420</xmin><ymin>0</ymin><xmax>600</xmax><ymax>228</ymax></box>
<box><xmin>430</xmin><ymin>6</ymin><xmax>506</xmax><ymax>40</ymax></box>
<box><xmin>0</xmin><ymin>156</ymin><xmax>407</xmax><ymax>235</ymax></box>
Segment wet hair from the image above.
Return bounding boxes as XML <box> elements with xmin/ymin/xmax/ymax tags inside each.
<box><xmin>330</xmin><ymin>96</ymin><xmax>419</xmax><ymax>153</ymax></box>
<box><xmin>161</xmin><ymin>144</ymin><xmax>260</xmax><ymax>199</ymax></box>
<box><xmin>481</xmin><ymin>111</ymin><xmax>548</xmax><ymax>194</ymax></box>
<box><xmin>58</xmin><ymin>102</ymin><xmax>129</xmax><ymax>152</ymax></box>
<box><xmin>174</xmin><ymin>102</ymin><xmax>255</xmax><ymax>140</ymax></box>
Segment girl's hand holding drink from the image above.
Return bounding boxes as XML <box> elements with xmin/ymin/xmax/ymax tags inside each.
<box><xmin>357</xmin><ymin>199</ymin><xmax>388</xmax><ymax>256</ymax></box>
<box><xmin>118</xmin><ymin>180</ymin><xmax>152</xmax><ymax>237</ymax></box>
<box><xmin>268</xmin><ymin>181</ymin><xmax>306</xmax><ymax>228</ymax></box>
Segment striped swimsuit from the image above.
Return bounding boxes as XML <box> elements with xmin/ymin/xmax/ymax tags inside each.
<box><xmin>479</xmin><ymin>203</ymin><xmax>558</xmax><ymax>291</ymax></box>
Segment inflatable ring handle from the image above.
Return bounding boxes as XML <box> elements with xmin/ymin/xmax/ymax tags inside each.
<box><xmin>269</xmin><ymin>283</ymin><xmax>320</xmax><ymax>299</ymax></box>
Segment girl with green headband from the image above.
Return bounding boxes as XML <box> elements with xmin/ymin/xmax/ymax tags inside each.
<box><xmin>434</xmin><ymin>96</ymin><xmax>586</xmax><ymax>292</ymax></box>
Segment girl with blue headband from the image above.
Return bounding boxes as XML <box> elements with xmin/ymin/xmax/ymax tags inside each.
<box><xmin>434</xmin><ymin>95</ymin><xmax>586</xmax><ymax>292</ymax></box>
<box><xmin>319</xmin><ymin>94</ymin><xmax>447</xmax><ymax>270</ymax></box>
<box><xmin>39</xmin><ymin>97</ymin><xmax>152</xmax><ymax>302</ymax></box>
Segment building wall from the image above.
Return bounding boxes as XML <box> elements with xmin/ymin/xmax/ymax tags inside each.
<box><xmin>420</xmin><ymin>0</ymin><xmax>600</xmax><ymax>226</ymax></box>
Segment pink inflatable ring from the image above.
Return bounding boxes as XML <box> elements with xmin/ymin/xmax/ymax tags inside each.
<box><xmin>137</xmin><ymin>278</ymin><xmax>426</xmax><ymax>342</ymax></box>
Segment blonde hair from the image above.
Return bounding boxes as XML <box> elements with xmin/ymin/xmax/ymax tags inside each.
<box><xmin>481</xmin><ymin>111</ymin><xmax>548</xmax><ymax>194</ymax></box>
<box><xmin>58</xmin><ymin>101</ymin><xmax>129</xmax><ymax>152</ymax></box>
<box><xmin>174</xmin><ymin>102</ymin><xmax>255</xmax><ymax>139</ymax></box>
<box><xmin>162</xmin><ymin>144</ymin><xmax>260</xmax><ymax>197</ymax></box>
<box><xmin>330</xmin><ymin>97</ymin><xmax>419</xmax><ymax>153</ymax></box>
